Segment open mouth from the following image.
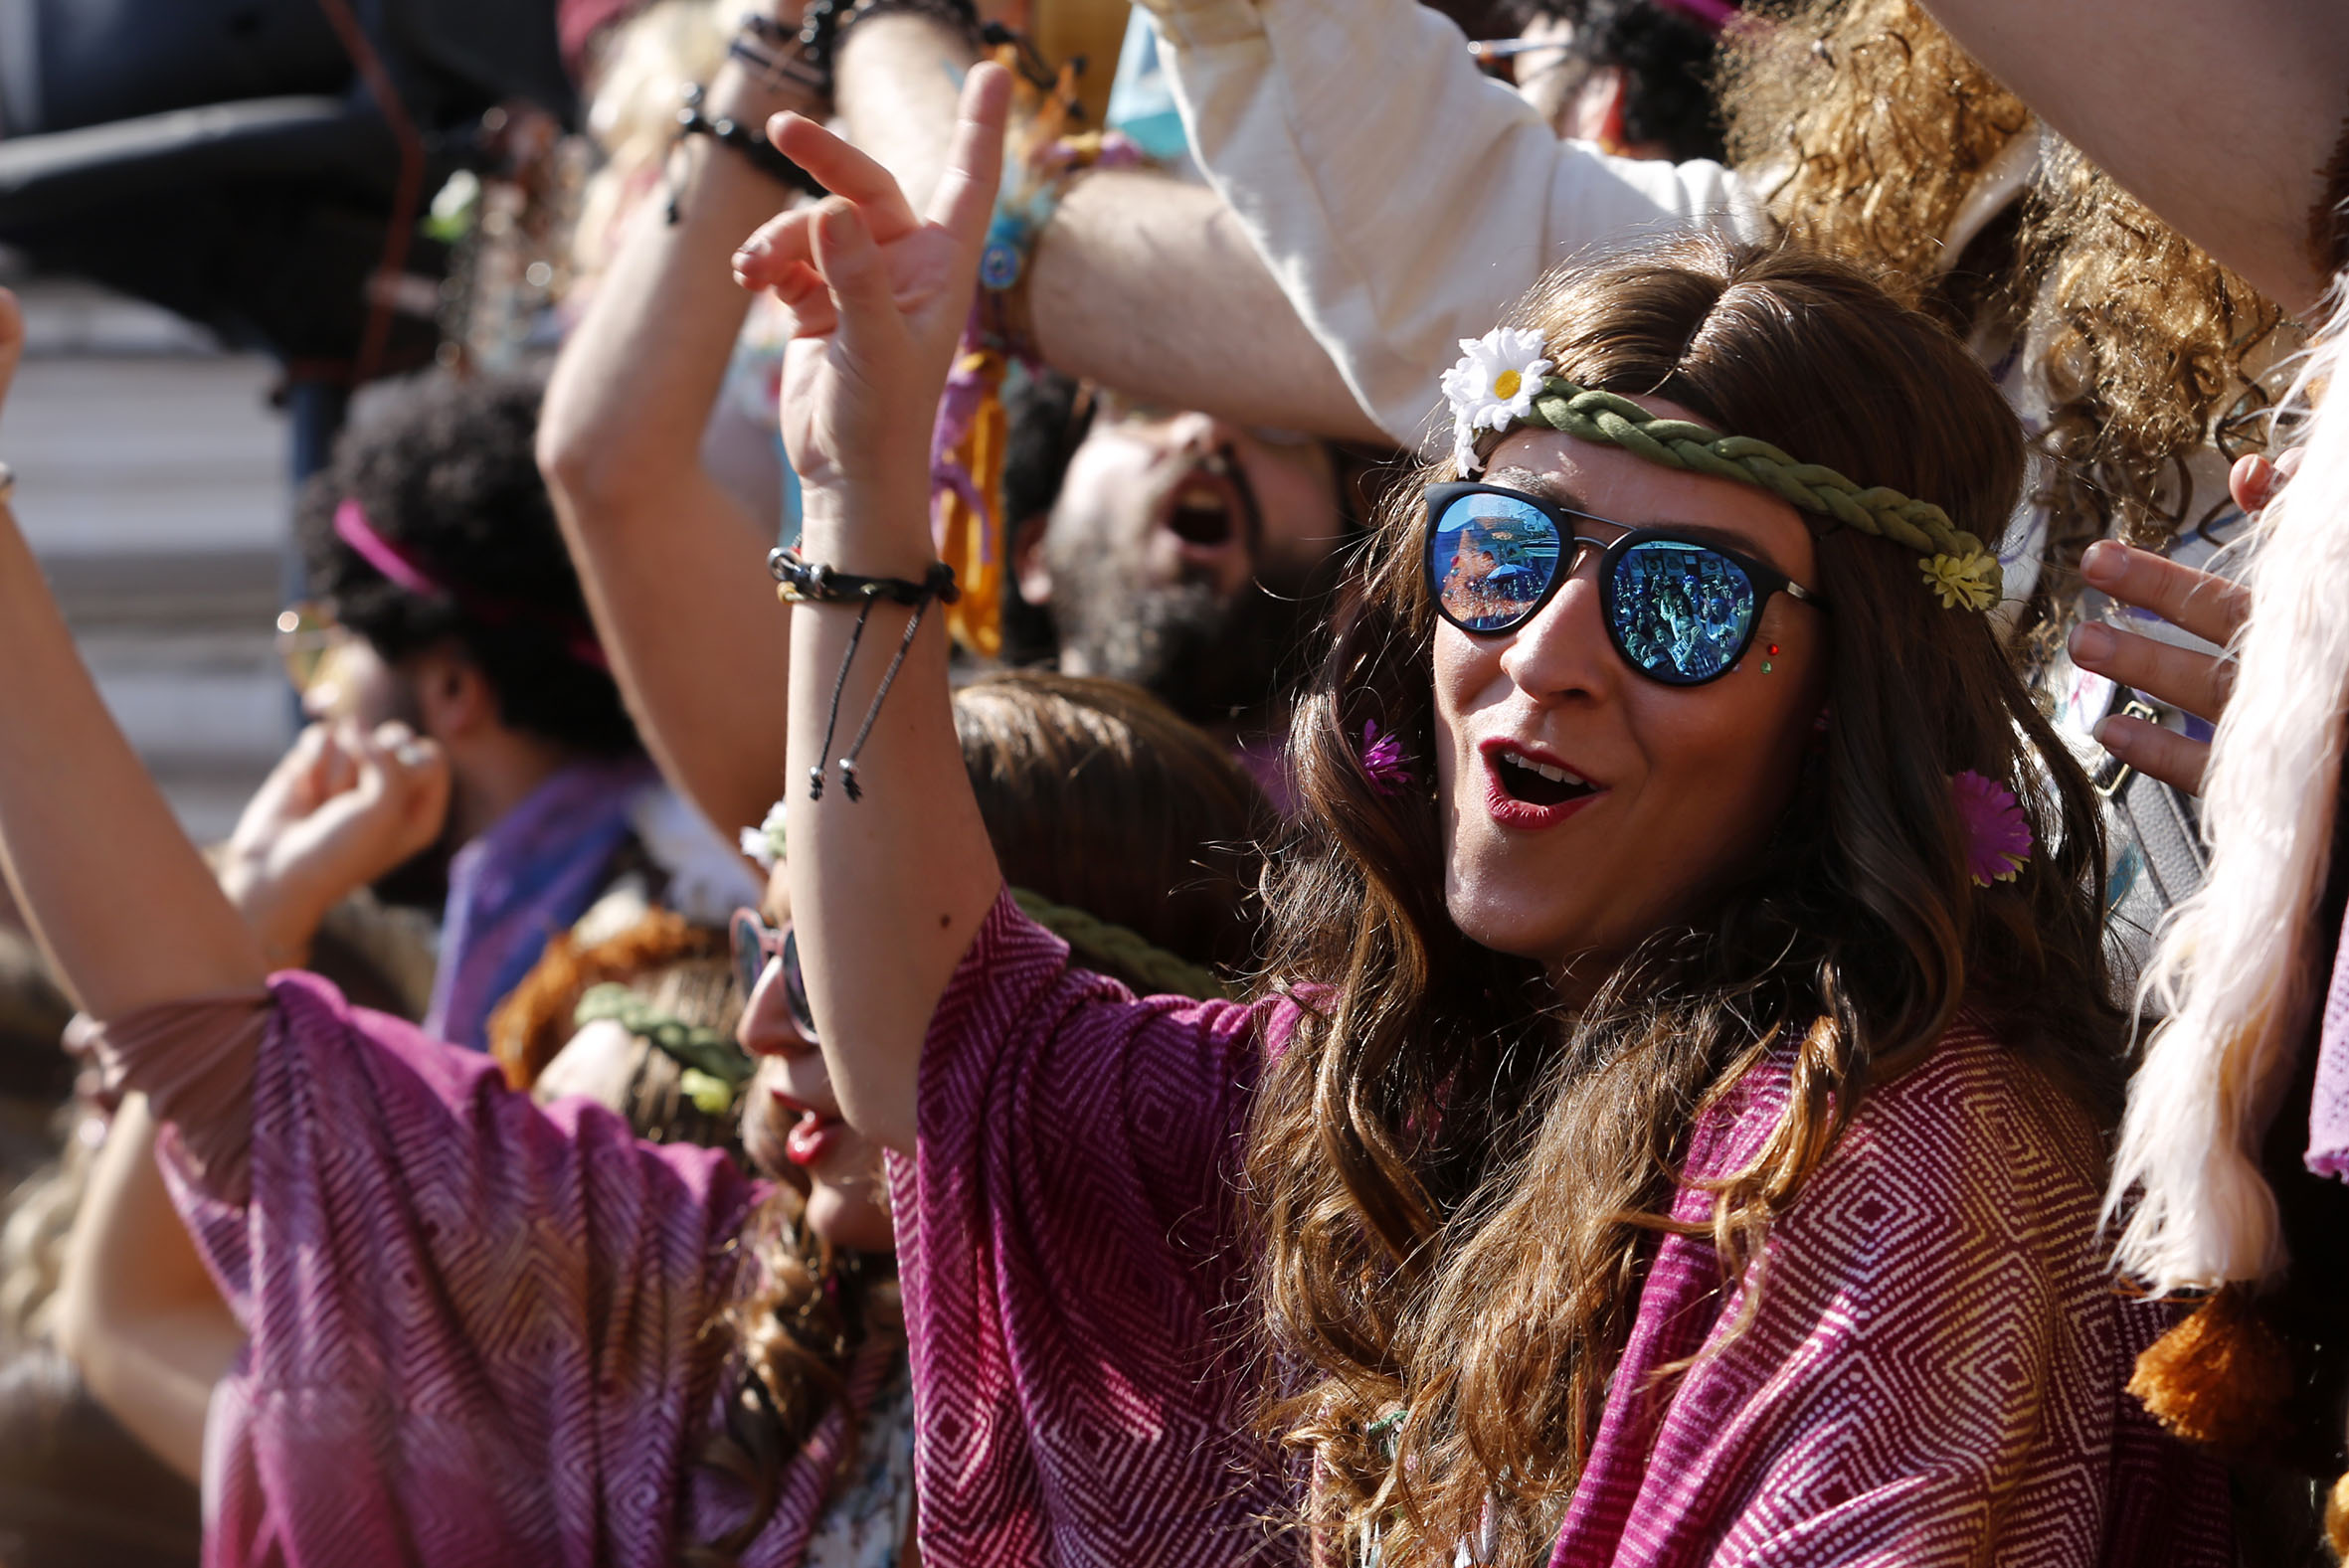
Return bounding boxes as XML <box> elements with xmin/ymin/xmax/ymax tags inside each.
<box><xmin>1166</xmin><ymin>472</ymin><xmax>1237</xmax><ymax>547</ymax></box>
<box><xmin>1151</xmin><ymin>446</ymin><xmax>1262</xmax><ymax>557</ymax></box>
<box><xmin>1491</xmin><ymin>746</ymin><xmax>1598</xmax><ymax>807</ymax></box>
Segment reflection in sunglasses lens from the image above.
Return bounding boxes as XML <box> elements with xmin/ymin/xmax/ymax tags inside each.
<box><xmin>781</xmin><ymin>927</ymin><xmax>819</xmax><ymax>1045</ymax></box>
<box><xmin>1609</xmin><ymin>540</ymin><xmax>1756</xmax><ymax>684</ymax></box>
<box><xmin>730</xmin><ymin>911</ymin><xmax>767</xmax><ymax>1000</ymax></box>
<box><xmin>1431</xmin><ymin>494</ymin><xmax>1562</xmax><ymax>632</ymax></box>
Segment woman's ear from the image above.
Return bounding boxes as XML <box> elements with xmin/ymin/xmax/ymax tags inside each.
<box><xmin>409</xmin><ymin>645</ymin><xmax>494</xmax><ymax>743</ymax></box>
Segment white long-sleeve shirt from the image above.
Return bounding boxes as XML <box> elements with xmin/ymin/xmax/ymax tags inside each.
<box><xmin>1131</xmin><ymin>0</ymin><xmax>1768</xmax><ymax>449</ymax></box>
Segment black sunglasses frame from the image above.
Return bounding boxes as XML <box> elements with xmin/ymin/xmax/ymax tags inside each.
<box><xmin>1423</xmin><ymin>481</ymin><xmax>1827</xmax><ymax>687</ymax></box>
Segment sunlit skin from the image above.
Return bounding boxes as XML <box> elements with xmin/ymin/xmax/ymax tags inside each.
<box><xmin>736</xmin><ymin>859</ymin><xmax>895</xmax><ymax>1253</ymax></box>
<box><xmin>1435</xmin><ymin>409</ymin><xmax>1832</xmax><ymax>986</ymax></box>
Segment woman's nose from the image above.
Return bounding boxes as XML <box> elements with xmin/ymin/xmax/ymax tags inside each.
<box><xmin>1497</xmin><ymin>566</ymin><xmax>1614</xmax><ymax>704</ymax></box>
<box><xmin>736</xmin><ymin>957</ymin><xmax>813</xmax><ymax>1057</ymax></box>
<box><xmin>1168</xmin><ymin>409</ymin><xmax>1238</xmax><ymax>457</ymax></box>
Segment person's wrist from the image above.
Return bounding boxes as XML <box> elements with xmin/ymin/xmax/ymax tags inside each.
<box><xmin>835</xmin><ymin>6</ymin><xmax>980</xmax><ymax>83</ymax></box>
<box><xmin>215</xmin><ymin>857</ymin><xmax>321</xmax><ymax>970</ymax></box>
<box><xmin>706</xmin><ymin>54</ymin><xmax>824</xmax><ymax>124</ymax></box>
<box><xmin>797</xmin><ymin>480</ymin><xmax>937</xmax><ymax>573</ymax></box>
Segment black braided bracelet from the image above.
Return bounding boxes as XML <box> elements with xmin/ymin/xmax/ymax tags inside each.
<box><xmin>769</xmin><ymin>548</ymin><xmax>961</xmax><ymax>608</ymax></box>
<box><xmin>769</xmin><ymin>549</ymin><xmax>962</xmax><ymax>803</ymax></box>
<box><xmin>675</xmin><ymin>84</ymin><xmax>825</xmax><ymax>199</ymax></box>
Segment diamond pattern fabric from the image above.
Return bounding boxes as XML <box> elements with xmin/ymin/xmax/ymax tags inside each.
<box><xmin>896</xmin><ymin>890</ymin><xmax>2234</xmax><ymax>1567</ymax></box>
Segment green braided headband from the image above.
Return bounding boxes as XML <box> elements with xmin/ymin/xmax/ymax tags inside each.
<box><xmin>1443</xmin><ymin>329</ymin><xmax>2003</xmax><ymax>611</ymax></box>
<box><xmin>573</xmin><ymin>981</ymin><xmax>754</xmax><ymax>1116</ymax></box>
<box><xmin>1010</xmin><ymin>888</ymin><xmax>1234</xmax><ymax>1001</ymax></box>
<box><xmin>737</xmin><ymin>794</ymin><xmax>1232</xmax><ymax>1002</ymax></box>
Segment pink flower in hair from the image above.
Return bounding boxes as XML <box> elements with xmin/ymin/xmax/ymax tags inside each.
<box><xmin>1950</xmin><ymin>770</ymin><xmax>2032</xmax><ymax>887</ymax></box>
<box><xmin>1360</xmin><ymin>720</ymin><xmax>1413</xmax><ymax>796</ymax></box>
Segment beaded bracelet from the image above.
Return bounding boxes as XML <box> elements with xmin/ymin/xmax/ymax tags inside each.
<box><xmin>672</xmin><ymin>83</ymin><xmax>825</xmax><ymax>206</ymax></box>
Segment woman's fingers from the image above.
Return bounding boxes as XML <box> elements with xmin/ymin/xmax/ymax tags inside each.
<box><xmin>810</xmin><ymin>199</ymin><xmax>902</xmax><ymax>359</ymax></box>
<box><xmin>2092</xmin><ymin>710</ymin><xmax>2209</xmax><ymax>796</ymax></box>
<box><xmin>2230</xmin><ymin>452</ymin><xmax>2281</xmax><ymax>514</ymax></box>
<box><xmin>2229</xmin><ymin>446</ymin><xmax>2305</xmax><ymax>515</ymax></box>
<box><xmin>2069</xmin><ymin>619</ymin><xmax>2235</xmax><ymax>722</ymax></box>
<box><xmin>926</xmin><ymin>64</ymin><xmax>1013</xmax><ymax>255</ymax></box>
<box><xmin>2078</xmin><ymin>538</ymin><xmax>2249</xmax><ymax>648</ymax></box>
<box><xmin>768</xmin><ymin>110</ymin><xmax>921</xmax><ymax>239</ymax></box>
<box><xmin>734</xmin><ymin>207</ymin><xmax>818</xmax><ymax>289</ymax></box>
<box><xmin>347</xmin><ymin>723</ymin><xmax>451</xmax><ymax>860</ymax></box>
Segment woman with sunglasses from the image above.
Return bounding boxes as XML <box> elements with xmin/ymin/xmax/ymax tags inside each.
<box><xmin>733</xmin><ymin>71</ymin><xmax>2233</xmax><ymax>1565</ymax></box>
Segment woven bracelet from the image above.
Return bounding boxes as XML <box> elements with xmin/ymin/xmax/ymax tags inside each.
<box><xmin>674</xmin><ymin>84</ymin><xmax>825</xmax><ymax>201</ymax></box>
<box><xmin>771</xmin><ymin>549</ymin><xmax>960</xmax><ymax>801</ymax></box>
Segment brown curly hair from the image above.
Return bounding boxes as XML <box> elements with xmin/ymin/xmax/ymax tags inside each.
<box><xmin>1245</xmin><ymin>235</ymin><xmax>2124</xmax><ymax>1564</ymax></box>
<box><xmin>1717</xmin><ymin>0</ymin><xmax>2287</xmax><ymax>656</ymax></box>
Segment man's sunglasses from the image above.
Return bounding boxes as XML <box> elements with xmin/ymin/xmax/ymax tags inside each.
<box><xmin>1424</xmin><ymin>481</ymin><xmax>1826</xmax><ymax>686</ymax></box>
<box><xmin>730</xmin><ymin>907</ymin><xmax>819</xmax><ymax>1045</ymax></box>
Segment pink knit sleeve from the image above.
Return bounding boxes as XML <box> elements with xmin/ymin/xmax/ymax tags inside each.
<box><xmin>84</xmin><ymin>988</ymin><xmax>271</xmax><ymax>1203</ymax></box>
<box><xmin>890</xmin><ymin>887</ymin><xmax>1299</xmax><ymax>1566</ymax></box>
<box><xmin>152</xmin><ymin>969</ymin><xmax>777</xmax><ymax>1565</ymax></box>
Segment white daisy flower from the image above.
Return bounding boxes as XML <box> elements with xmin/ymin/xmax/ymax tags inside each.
<box><xmin>1441</xmin><ymin>327</ymin><xmax>1553</xmax><ymax>474</ymax></box>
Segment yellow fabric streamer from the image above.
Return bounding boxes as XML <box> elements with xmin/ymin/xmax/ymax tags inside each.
<box><xmin>934</xmin><ymin>345</ymin><xmax>1010</xmax><ymax>656</ymax></box>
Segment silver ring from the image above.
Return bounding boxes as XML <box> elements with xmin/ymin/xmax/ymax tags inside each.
<box><xmin>395</xmin><ymin>740</ymin><xmax>432</xmax><ymax>767</ymax></box>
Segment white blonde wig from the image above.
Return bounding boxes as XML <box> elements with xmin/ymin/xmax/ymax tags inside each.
<box><xmin>2107</xmin><ymin>278</ymin><xmax>2349</xmax><ymax>1293</ymax></box>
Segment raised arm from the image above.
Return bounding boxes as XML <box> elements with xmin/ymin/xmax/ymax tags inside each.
<box><xmin>0</xmin><ymin>292</ymin><xmax>267</xmax><ymax>1019</ymax></box>
<box><xmin>54</xmin><ymin>1096</ymin><xmax>242</xmax><ymax>1482</ymax></box>
<box><xmin>1131</xmin><ymin>0</ymin><xmax>1761</xmax><ymax>444</ymax></box>
<box><xmin>830</xmin><ymin>12</ymin><xmax>1385</xmax><ymax>441</ymax></box>
<box><xmin>736</xmin><ymin>72</ymin><xmax>1014</xmax><ymax>1151</ymax></box>
<box><xmin>1914</xmin><ymin>0</ymin><xmax>2349</xmax><ymax>315</ymax></box>
<box><xmin>538</xmin><ymin>14</ymin><xmax>820</xmax><ymax>841</ymax></box>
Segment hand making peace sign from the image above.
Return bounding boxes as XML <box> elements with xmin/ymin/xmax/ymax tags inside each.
<box><xmin>731</xmin><ymin>63</ymin><xmax>1012</xmax><ymax>543</ymax></box>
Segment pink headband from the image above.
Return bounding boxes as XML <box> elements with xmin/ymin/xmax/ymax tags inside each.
<box><xmin>1653</xmin><ymin>0</ymin><xmax>1739</xmax><ymax>31</ymax></box>
<box><xmin>332</xmin><ymin>497</ymin><xmax>611</xmax><ymax>673</ymax></box>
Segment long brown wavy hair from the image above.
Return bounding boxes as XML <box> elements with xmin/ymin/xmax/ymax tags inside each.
<box><xmin>1716</xmin><ymin>0</ymin><xmax>2287</xmax><ymax>654</ymax></box>
<box><xmin>1247</xmin><ymin>235</ymin><xmax>2125</xmax><ymax>1564</ymax></box>
<box><xmin>692</xmin><ymin>670</ymin><xmax>1271</xmax><ymax>1563</ymax></box>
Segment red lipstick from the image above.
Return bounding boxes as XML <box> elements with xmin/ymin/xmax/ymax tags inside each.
<box><xmin>785</xmin><ymin>1110</ymin><xmax>843</xmax><ymax>1167</ymax></box>
<box><xmin>1479</xmin><ymin>737</ymin><xmax>1605</xmax><ymax>830</ymax></box>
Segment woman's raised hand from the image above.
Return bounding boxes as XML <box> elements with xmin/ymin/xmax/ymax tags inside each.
<box><xmin>218</xmin><ymin>722</ymin><xmax>451</xmax><ymax>968</ymax></box>
<box><xmin>731</xmin><ymin>64</ymin><xmax>1011</xmax><ymax>536</ymax></box>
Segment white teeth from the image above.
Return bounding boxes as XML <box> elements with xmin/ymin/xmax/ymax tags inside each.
<box><xmin>1503</xmin><ymin>751</ymin><xmax>1586</xmax><ymax>786</ymax></box>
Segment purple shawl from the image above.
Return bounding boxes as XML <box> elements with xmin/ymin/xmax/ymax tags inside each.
<box><xmin>895</xmin><ymin>891</ymin><xmax>2234</xmax><ymax>1567</ymax></box>
<box><xmin>427</xmin><ymin>754</ymin><xmax>657</xmax><ymax>1051</ymax></box>
<box><xmin>107</xmin><ymin>973</ymin><xmax>871</xmax><ymax>1568</ymax></box>
<box><xmin>2308</xmin><ymin>920</ymin><xmax>2349</xmax><ymax>1177</ymax></box>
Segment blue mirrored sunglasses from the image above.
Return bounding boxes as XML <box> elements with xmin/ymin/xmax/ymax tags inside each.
<box><xmin>1424</xmin><ymin>482</ymin><xmax>1827</xmax><ymax>686</ymax></box>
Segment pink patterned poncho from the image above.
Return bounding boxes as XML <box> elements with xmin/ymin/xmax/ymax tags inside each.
<box><xmin>892</xmin><ymin>890</ymin><xmax>2234</xmax><ymax>1567</ymax></box>
<box><xmin>95</xmin><ymin>971</ymin><xmax>883</xmax><ymax>1568</ymax></box>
